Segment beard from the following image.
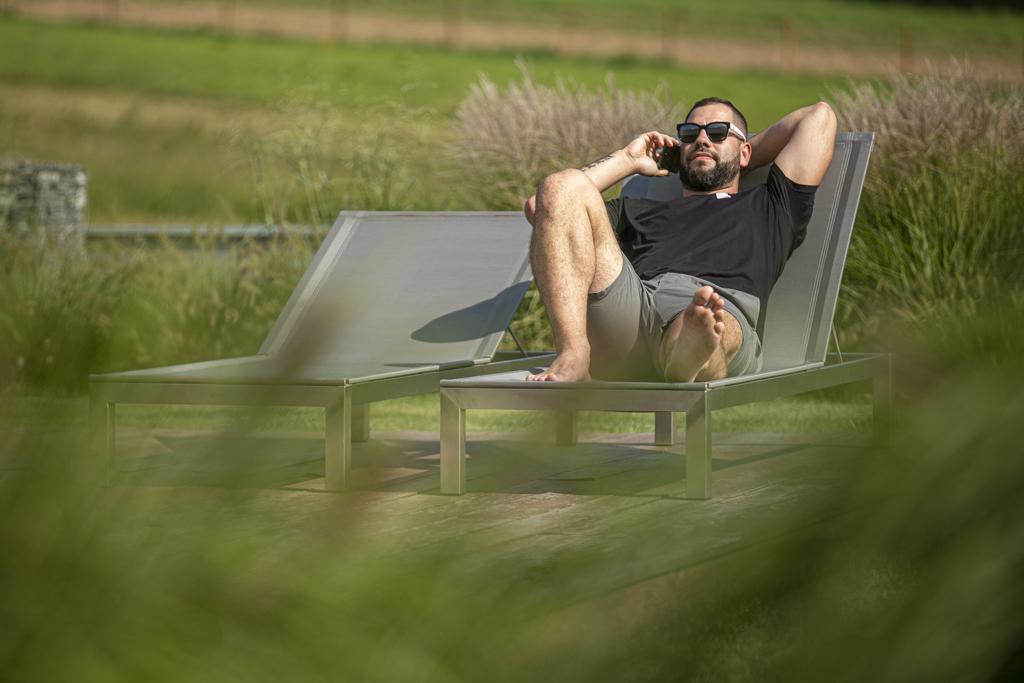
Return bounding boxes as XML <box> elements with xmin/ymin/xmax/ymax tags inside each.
<box><xmin>679</xmin><ymin>146</ymin><xmax>741</xmax><ymax>192</ymax></box>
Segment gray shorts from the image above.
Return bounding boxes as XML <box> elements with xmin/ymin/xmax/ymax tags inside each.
<box><xmin>586</xmin><ymin>259</ymin><xmax>763</xmax><ymax>381</ymax></box>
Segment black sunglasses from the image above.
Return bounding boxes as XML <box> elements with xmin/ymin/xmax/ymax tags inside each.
<box><xmin>676</xmin><ymin>121</ymin><xmax>746</xmax><ymax>144</ymax></box>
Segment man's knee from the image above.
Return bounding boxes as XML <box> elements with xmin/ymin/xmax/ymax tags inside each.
<box><xmin>530</xmin><ymin>170</ymin><xmax>620</xmax><ymax>284</ymax></box>
<box><xmin>535</xmin><ymin>170</ymin><xmax>601</xmax><ymax>212</ymax></box>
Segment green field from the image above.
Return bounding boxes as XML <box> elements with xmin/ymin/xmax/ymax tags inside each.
<box><xmin>2</xmin><ymin>16</ymin><xmax>851</xmax><ymax>222</ymax></box>
<box><xmin>138</xmin><ymin>0</ymin><xmax>1024</xmax><ymax>57</ymax></box>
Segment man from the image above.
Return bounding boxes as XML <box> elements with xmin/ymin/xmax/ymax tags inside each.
<box><xmin>523</xmin><ymin>97</ymin><xmax>837</xmax><ymax>383</ymax></box>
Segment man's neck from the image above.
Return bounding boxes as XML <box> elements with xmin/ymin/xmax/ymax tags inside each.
<box><xmin>681</xmin><ymin>181</ymin><xmax>740</xmax><ymax>198</ymax></box>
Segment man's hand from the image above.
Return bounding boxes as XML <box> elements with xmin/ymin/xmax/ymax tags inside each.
<box><xmin>622</xmin><ymin>131</ymin><xmax>680</xmax><ymax>178</ymax></box>
<box><xmin>575</xmin><ymin>131</ymin><xmax>679</xmax><ymax>192</ymax></box>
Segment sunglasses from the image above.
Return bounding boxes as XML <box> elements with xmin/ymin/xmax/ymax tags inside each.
<box><xmin>676</xmin><ymin>121</ymin><xmax>747</xmax><ymax>144</ymax></box>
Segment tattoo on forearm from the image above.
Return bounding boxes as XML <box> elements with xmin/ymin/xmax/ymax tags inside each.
<box><xmin>580</xmin><ymin>153</ymin><xmax>614</xmax><ymax>172</ymax></box>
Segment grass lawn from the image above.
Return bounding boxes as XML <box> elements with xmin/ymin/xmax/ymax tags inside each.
<box><xmin>6</xmin><ymin>388</ymin><xmax>872</xmax><ymax>435</ymax></box>
<box><xmin>2</xmin><ymin>16</ymin><xmax>855</xmax><ymax>222</ymax></box>
<box><xmin>2</xmin><ymin>351</ymin><xmax>1022</xmax><ymax>683</ymax></box>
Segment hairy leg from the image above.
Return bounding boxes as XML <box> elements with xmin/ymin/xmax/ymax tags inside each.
<box><xmin>659</xmin><ymin>286</ymin><xmax>743</xmax><ymax>382</ymax></box>
<box><xmin>528</xmin><ymin>170</ymin><xmax>623</xmax><ymax>382</ymax></box>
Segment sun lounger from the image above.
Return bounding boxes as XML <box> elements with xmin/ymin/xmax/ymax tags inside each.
<box><xmin>438</xmin><ymin>133</ymin><xmax>890</xmax><ymax>498</ymax></box>
<box><xmin>90</xmin><ymin>211</ymin><xmax>550</xmax><ymax>491</ymax></box>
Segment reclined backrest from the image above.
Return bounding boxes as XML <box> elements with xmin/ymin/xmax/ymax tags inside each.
<box><xmin>620</xmin><ymin>132</ymin><xmax>873</xmax><ymax>370</ymax></box>
<box><xmin>258</xmin><ymin>212</ymin><xmax>533</xmax><ymax>376</ymax></box>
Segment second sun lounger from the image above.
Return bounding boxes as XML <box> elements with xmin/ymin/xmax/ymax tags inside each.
<box><xmin>90</xmin><ymin>211</ymin><xmax>550</xmax><ymax>491</ymax></box>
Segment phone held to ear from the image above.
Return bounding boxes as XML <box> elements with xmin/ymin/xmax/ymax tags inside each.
<box><xmin>657</xmin><ymin>146</ymin><xmax>680</xmax><ymax>174</ymax></box>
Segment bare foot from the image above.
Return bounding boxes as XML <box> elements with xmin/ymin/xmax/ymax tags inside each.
<box><xmin>662</xmin><ymin>286</ymin><xmax>725</xmax><ymax>382</ymax></box>
<box><xmin>526</xmin><ymin>349</ymin><xmax>591</xmax><ymax>382</ymax></box>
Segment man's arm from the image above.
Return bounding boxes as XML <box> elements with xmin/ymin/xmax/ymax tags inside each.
<box><xmin>524</xmin><ymin>131</ymin><xmax>677</xmax><ymax>225</ymax></box>
<box><xmin>746</xmin><ymin>102</ymin><xmax>837</xmax><ymax>186</ymax></box>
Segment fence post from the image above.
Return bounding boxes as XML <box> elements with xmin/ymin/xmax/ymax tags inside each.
<box><xmin>560</xmin><ymin>5</ymin><xmax>580</xmax><ymax>55</ymax></box>
<box><xmin>661</xmin><ymin>8</ymin><xmax>677</xmax><ymax>62</ymax></box>
<box><xmin>219</xmin><ymin>0</ymin><xmax>236</xmax><ymax>34</ymax></box>
<box><xmin>331</xmin><ymin>0</ymin><xmax>349</xmax><ymax>42</ymax></box>
<box><xmin>0</xmin><ymin>161</ymin><xmax>89</xmax><ymax>249</ymax></box>
<box><xmin>900</xmin><ymin>25</ymin><xmax>915</xmax><ymax>73</ymax></box>
<box><xmin>443</xmin><ymin>0</ymin><xmax>461</xmax><ymax>48</ymax></box>
<box><xmin>779</xmin><ymin>16</ymin><xmax>795</xmax><ymax>71</ymax></box>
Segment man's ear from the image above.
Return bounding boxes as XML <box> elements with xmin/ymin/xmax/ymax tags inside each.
<box><xmin>739</xmin><ymin>141</ymin><xmax>752</xmax><ymax>168</ymax></box>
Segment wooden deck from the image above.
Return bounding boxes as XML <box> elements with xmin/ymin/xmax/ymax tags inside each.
<box><xmin>111</xmin><ymin>426</ymin><xmax>866</xmax><ymax>621</ymax></box>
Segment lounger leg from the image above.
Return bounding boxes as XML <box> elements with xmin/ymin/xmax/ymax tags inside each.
<box><xmin>89</xmin><ymin>386</ymin><xmax>116</xmax><ymax>486</ymax></box>
<box><xmin>324</xmin><ymin>389</ymin><xmax>351</xmax><ymax>492</ymax></box>
<box><xmin>655</xmin><ymin>412</ymin><xmax>676</xmax><ymax>446</ymax></box>
<box><xmin>352</xmin><ymin>403</ymin><xmax>370</xmax><ymax>443</ymax></box>
<box><xmin>440</xmin><ymin>390</ymin><xmax>466</xmax><ymax>495</ymax></box>
<box><xmin>555</xmin><ymin>411</ymin><xmax>577</xmax><ymax>446</ymax></box>
<box><xmin>685</xmin><ymin>393</ymin><xmax>712</xmax><ymax>500</ymax></box>
<box><xmin>873</xmin><ymin>354</ymin><xmax>894</xmax><ymax>448</ymax></box>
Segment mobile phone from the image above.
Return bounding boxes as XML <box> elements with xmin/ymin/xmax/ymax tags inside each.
<box><xmin>657</xmin><ymin>146</ymin><xmax>680</xmax><ymax>174</ymax></box>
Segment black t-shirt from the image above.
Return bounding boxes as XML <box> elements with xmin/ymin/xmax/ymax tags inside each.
<box><xmin>604</xmin><ymin>164</ymin><xmax>817</xmax><ymax>305</ymax></box>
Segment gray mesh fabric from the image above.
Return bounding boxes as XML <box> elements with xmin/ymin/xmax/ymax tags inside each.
<box><xmin>261</xmin><ymin>212</ymin><xmax>532</xmax><ymax>378</ymax></box>
<box><xmin>101</xmin><ymin>212</ymin><xmax>533</xmax><ymax>384</ymax></box>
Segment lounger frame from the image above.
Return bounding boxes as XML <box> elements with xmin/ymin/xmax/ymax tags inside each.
<box><xmin>91</xmin><ymin>352</ymin><xmax>550</xmax><ymax>491</ymax></box>
<box><xmin>438</xmin><ymin>352</ymin><xmax>891</xmax><ymax>498</ymax></box>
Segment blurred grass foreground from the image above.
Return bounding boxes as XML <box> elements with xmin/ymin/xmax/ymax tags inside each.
<box><xmin>2</xmin><ymin>61</ymin><xmax>1024</xmax><ymax>681</ymax></box>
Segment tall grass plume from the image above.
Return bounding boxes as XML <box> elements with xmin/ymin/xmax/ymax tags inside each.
<box><xmin>830</xmin><ymin>61</ymin><xmax>1024</xmax><ymax>346</ymax></box>
<box><xmin>449</xmin><ymin>62</ymin><xmax>681</xmax><ymax>210</ymax></box>
<box><xmin>0</xmin><ymin>231</ymin><xmax>316</xmax><ymax>391</ymax></box>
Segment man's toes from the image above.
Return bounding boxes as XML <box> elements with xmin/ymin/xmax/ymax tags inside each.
<box><xmin>527</xmin><ymin>368</ymin><xmax>553</xmax><ymax>381</ymax></box>
<box><xmin>714</xmin><ymin>309</ymin><xmax>725</xmax><ymax>323</ymax></box>
<box><xmin>714</xmin><ymin>321</ymin><xmax>725</xmax><ymax>335</ymax></box>
<box><xmin>692</xmin><ymin>285</ymin><xmax>714</xmax><ymax>307</ymax></box>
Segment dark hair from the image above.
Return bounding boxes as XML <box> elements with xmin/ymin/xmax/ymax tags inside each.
<box><xmin>685</xmin><ymin>97</ymin><xmax>748</xmax><ymax>136</ymax></box>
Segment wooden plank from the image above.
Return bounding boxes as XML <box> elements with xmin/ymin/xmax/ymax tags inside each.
<box><xmin>435</xmin><ymin>444</ymin><xmax>859</xmax><ymax>613</ymax></box>
<box><xmin>101</xmin><ymin>423</ymin><xmax>864</xmax><ymax>612</ymax></box>
<box><xmin>318</xmin><ymin>432</ymin><xmax>853</xmax><ymax>567</ymax></box>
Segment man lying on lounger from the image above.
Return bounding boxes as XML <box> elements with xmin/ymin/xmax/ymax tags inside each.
<box><xmin>523</xmin><ymin>97</ymin><xmax>837</xmax><ymax>382</ymax></box>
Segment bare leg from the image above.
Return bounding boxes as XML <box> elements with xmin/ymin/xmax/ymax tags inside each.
<box><xmin>527</xmin><ymin>170</ymin><xmax>623</xmax><ymax>382</ymax></box>
<box><xmin>660</xmin><ymin>286</ymin><xmax>743</xmax><ymax>382</ymax></box>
